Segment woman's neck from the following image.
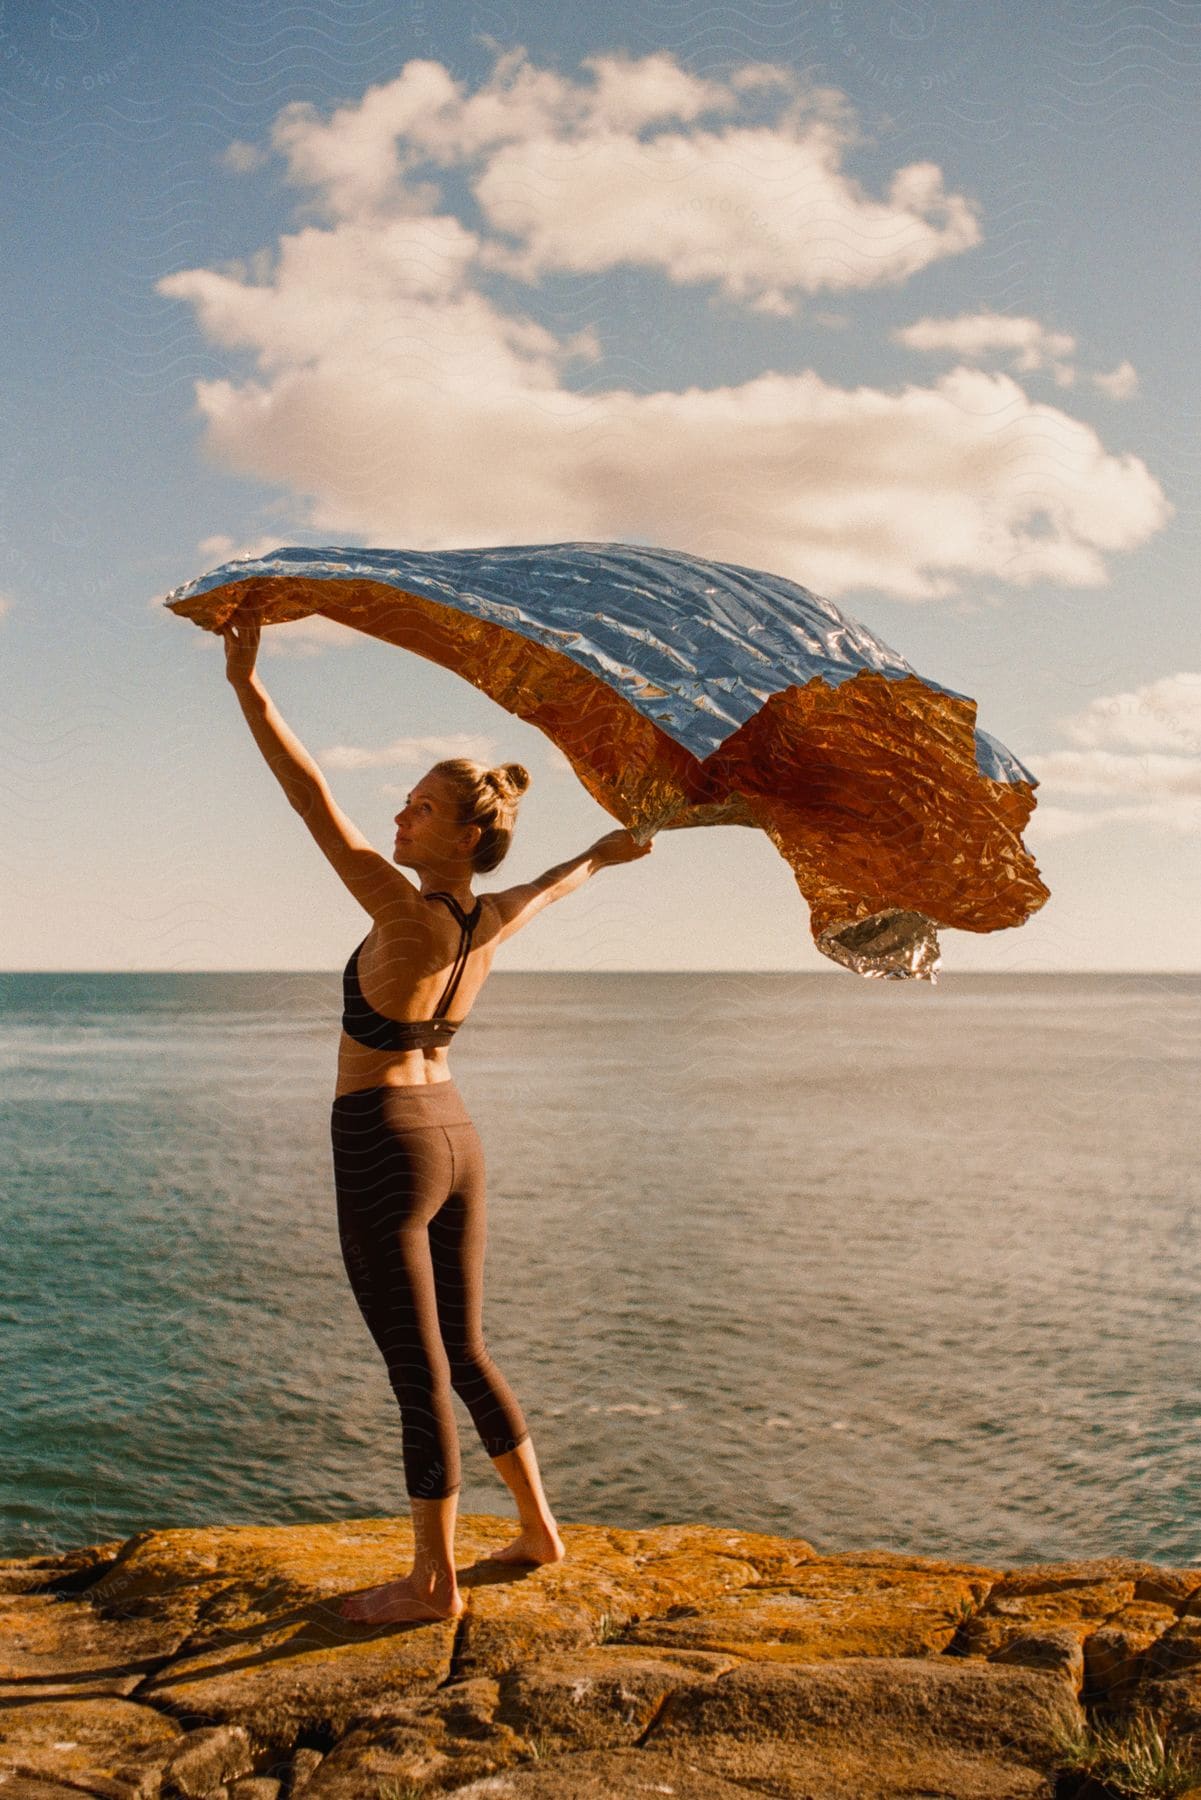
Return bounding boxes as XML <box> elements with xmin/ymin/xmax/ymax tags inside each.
<box><xmin>420</xmin><ymin>876</ymin><xmax>475</xmax><ymax>906</ymax></box>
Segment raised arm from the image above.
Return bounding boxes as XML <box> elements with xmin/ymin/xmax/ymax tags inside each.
<box><xmin>490</xmin><ymin>829</ymin><xmax>653</xmax><ymax>943</ymax></box>
<box><xmin>219</xmin><ymin>614</ymin><xmax>419</xmax><ymax>919</ymax></box>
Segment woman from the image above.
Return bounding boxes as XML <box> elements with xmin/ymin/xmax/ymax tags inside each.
<box><xmin>220</xmin><ymin>613</ymin><xmax>652</xmax><ymax>1624</ymax></box>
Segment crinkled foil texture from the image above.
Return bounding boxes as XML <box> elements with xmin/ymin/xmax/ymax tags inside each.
<box><xmin>166</xmin><ymin>549</ymin><xmax>1048</xmax><ymax>978</ymax></box>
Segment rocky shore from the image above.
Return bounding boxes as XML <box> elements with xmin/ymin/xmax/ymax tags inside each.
<box><xmin>3</xmin><ymin>1513</ymin><xmax>1201</xmax><ymax>1799</ymax></box>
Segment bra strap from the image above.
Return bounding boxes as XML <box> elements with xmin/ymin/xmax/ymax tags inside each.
<box><xmin>425</xmin><ymin>892</ymin><xmax>483</xmax><ymax>1018</ymax></box>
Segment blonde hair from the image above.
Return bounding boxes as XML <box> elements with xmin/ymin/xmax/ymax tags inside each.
<box><xmin>430</xmin><ymin>759</ymin><xmax>531</xmax><ymax>874</ymax></box>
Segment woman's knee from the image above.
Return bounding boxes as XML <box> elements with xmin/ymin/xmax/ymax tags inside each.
<box><xmin>382</xmin><ymin>1325</ymin><xmax>454</xmax><ymax>1387</ymax></box>
<box><xmin>446</xmin><ymin>1339</ymin><xmax>495</xmax><ymax>1391</ymax></box>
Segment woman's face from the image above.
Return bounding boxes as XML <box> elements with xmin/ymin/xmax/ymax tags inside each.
<box><xmin>392</xmin><ymin>772</ymin><xmax>466</xmax><ymax>867</ymax></box>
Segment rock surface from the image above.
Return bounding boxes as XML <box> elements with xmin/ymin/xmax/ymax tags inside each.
<box><xmin>1</xmin><ymin>1516</ymin><xmax>1199</xmax><ymax>1798</ymax></box>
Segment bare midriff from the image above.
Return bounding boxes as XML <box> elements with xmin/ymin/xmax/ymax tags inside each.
<box><xmin>333</xmin><ymin>893</ymin><xmax>499</xmax><ymax>1099</ymax></box>
<box><xmin>334</xmin><ymin>1036</ymin><xmax>457</xmax><ymax>1096</ymax></box>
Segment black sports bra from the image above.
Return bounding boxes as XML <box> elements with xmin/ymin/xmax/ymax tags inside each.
<box><xmin>341</xmin><ymin>891</ymin><xmax>483</xmax><ymax>1052</ymax></box>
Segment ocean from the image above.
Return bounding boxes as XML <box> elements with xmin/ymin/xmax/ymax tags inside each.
<box><xmin>2</xmin><ymin>971</ymin><xmax>1198</xmax><ymax>1568</ymax></box>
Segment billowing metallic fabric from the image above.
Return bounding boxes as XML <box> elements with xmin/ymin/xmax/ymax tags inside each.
<box><xmin>165</xmin><ymin>541</ymin><xmax>1048</xmax><ymax>979</ymax></box>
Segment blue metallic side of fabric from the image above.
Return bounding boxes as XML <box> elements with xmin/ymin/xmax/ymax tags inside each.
<box><xmin>165</xmin><ymin>541</ymin><xmax>1035</xmax><ymax>788</ymax></box>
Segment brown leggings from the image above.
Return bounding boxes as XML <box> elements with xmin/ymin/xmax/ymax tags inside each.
<box><xmin>329</xmin><ymin>1081</ymin><xmax>530</xmax><ymax>1499</ymax></box>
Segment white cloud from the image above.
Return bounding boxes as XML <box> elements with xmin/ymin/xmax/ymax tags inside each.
<box><xmin>159</xmin><ymin>214</ymin><xmax>536</xmax><ymax>370</ymax></box>
<box><xmin>264</xmin><ymin>50</ymin><xmax>978</xmax><ymax>312</ymax></box>
<box><xmin>895</xmin><ymin>314</ymin><xmax>1142</xmax><ymax>405</ymax></box>
<box><xmin>1032</xmin><ymin>749</ymin><xmax>1201</xmax><ymax>798</ymax></box>
<box><xmin>1030</xmin><ymin>798</ymin><xmax>1200</xmax><ymax>838</ymax></box>
<box><xmin>1026</xmin><ymin>805</ymin><xmax>1107</xmax><ymax>840</ymax></box>
<box><xmin>476</xmin><ymin>135</ymin><xmax>979</xmax><ymax>314</ymax></box>
<box><xmin>1029</xmin><ymin>673</ymin><xmax>1201</xmax><ymax>835</ymax></box>
<box><xmin>893</xmin><ymin>310</ymin><xmax>1077</xmax><ymax>380</ymax></box>
<box><xmin>578</xmin><ymin>50</ymin><xmax>737</xmax><ymax>130</ymax></box>
<box><xmin>267</xmin><ymin>615</ymin><xmax>362</xmax><ymax>657</ymax></box>
<box><xmin>271</xmin><ymin>63</ymin><xmax>460</xmax><ymax>218</ymax></box>
<box><xmin>269</xmin><ymin>51</ymin><xmax>754</xmax><ymax>217</ymax></box>
<box><xmin>1091</xmin><ymin>359</ymin><xmax>1139</xmax><ymax>400</ymax></box>
<box><xmin>156</xmin><ymin>312</ymin><xmax>1174</xmax><ymax>600</ymax></box>
<box><xmin>322</xmin><ymin>732</ymin><xmax>497</xmax><ymax>772</ymax></box>
<box><xmin>1060</xmin><ymin>672</ymin><xmax>1201</xmax><ymax>755</ymax></box>
<box><xmin>162</xmin><ymin>54</ymin><xmax>1170</xmax><ymax>603</ymax></box>
<box><xmin>221</xmin><ymin>140</ymin><xmax>267</xmax><ymax>175</ymax></box>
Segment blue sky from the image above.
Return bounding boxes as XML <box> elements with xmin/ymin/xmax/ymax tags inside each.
<box><xmin>2</xmin><ymin>0</ymin><xmax>1197</xmax><ymax>972</ymax></box>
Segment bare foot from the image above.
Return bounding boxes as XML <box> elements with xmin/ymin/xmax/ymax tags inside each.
<box><xmin>485</xmin><ymin>1523</ymin><xmax>567</xmax><ymax>1566</ymax></box>
<box><xmin>337</xmin><ymin>1573</ymin><xmax>465</xmax><ymax>1624</ymax></box>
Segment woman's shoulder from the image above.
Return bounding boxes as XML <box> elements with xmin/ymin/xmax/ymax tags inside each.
<box><xmin>366</xmin><ymin>890</ymin><xmax>500</xmax><ymax>949</ymax></box>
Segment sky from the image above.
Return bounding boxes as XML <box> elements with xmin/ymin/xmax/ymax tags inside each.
<box><xmin>1</xmin><ymin>0</ymin><xmax>1198</xmax><ymax>973</ymax></box>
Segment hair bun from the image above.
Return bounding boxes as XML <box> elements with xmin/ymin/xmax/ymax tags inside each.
<box><xmin>496</xmin><ymin>762</ymin><xmax>531</xmax><ymax>796</ymax></box>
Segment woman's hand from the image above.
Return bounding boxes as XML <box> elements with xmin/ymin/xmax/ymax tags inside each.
<box><xmin>590</xmin><ymin>828</ymin><xmax>654</xmax><ymax>867</ymax></box>
<box><xmin>221</xmin><ymin>614</ymin><xmax>261</xmax><ymax>687</ymax></box>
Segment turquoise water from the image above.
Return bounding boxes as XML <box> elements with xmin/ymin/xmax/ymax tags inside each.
<box><xmin>2</xmin><ymin>971</ymin><xmax>1199</xmax><ymax>1566</ymax></box>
